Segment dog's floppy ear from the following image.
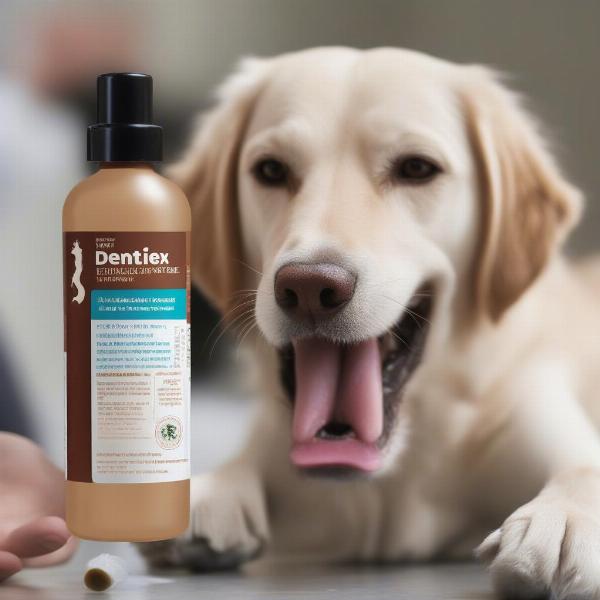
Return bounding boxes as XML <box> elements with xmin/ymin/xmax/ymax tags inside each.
<box><xmin>168</xmin><ymin>58</ymin><xmax>271</xmax><ymax>314</ymax></box>
<box><xmin>464</xmin><ymin>68</ymin><xmax>582</xmax><ymax>321</ymax></box>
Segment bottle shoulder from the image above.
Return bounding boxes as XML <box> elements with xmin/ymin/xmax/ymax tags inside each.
<box><xmin>63</xmin><ymin>167</ymin><xmax>191</xmax><ymax>232</ymax></box>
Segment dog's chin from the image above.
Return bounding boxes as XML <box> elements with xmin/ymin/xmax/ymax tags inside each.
<box><xmin>277</xmin><ymin>286</ymin><xmax>434</xmax><ymax>479</ymax></box>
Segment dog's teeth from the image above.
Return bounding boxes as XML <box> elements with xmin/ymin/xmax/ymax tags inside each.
<box><xmin>384</xmin><ymin>361</ymin><xmax>396</xmax><ymax>373</ymax></box>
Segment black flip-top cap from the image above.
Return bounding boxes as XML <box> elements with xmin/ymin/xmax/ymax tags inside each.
<box><xmin>87</xmin><ymin>73</ymin><xmax>163</xmax><ymax>162</ymax></box>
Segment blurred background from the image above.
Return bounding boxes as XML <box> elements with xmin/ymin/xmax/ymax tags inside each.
<box><xmin>1</xmin><ymin>0</ymin><xmax>599</xmax><ymax>470</ymax></box>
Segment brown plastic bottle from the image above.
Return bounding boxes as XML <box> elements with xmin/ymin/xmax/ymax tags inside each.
<box><xmin>63</xmin><ymin>74</ymin><xmax>190</xmax><ymax>541</ymax></box>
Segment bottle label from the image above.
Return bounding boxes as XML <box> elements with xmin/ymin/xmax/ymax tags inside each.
<box><xmin>64</xmin><ymin>232</ymin><xmax>190</xmax><ymax>484</ymax></box>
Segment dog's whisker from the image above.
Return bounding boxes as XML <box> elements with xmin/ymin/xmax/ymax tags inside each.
<box><xmin>234</xmin><ymin>259</ymin><xmax>263</xmax><ymax>277</ymax></box>
<box><xmin>371</xmin><ymin>287</ymin><xmax>433</xmax><ymax>299</ymax></box>
<box><xmin>208</xmin><ymin>307</ymin><xmax>255</xmax><ymax>359</ymax></box>
<box><xmin>233</xmin><ymin>319</ymin><xmax>253</xmax><ymax>346</ymax></box>
<box><xmin>233</xmin><ymin>317</ymin><xmax>258</xmax><ymax>359</ymax></box>
<box><xmin>405</xmin><ymin>306</ymin><xmax>430</xmax><ymax>327</ymax></box>
<box><xmin>203</xmin><ymin>298</ymin><xmax>257</xmax><ymax>352</ymax></box>
<box><xmin>208</xmin><ymin>315</ymin><xmax>252</xmax><ymax>360</ymax></box>
<box><xmin>363</xmin><ymin>277</ymin><xmax>433</xmax><ymax>296</ymax></box>
<box><xmin>363</xmin><ymin>275</ymin><xmax>433</xmax><ymax>289</ymax></box>
<box><xmin>228</xmin><ymin>298</ymin><xmax>258</xmax><ymax>309</ymax></box>
<box><xmin>370</xmin><ymin>314</ymin><xmax>411</xmax><ymax>352</ymax></box>
<box><xmin>387</xmin><ymin>328</ymin><xmax>411</xmax><ymax>351</ymax></box>
<box><xmin>227</xmin><ymin>290</ymin><xmax>258</xmax><ymax>305</ymax></box>
<box><xmin>236</xmin><ymin>320</ymin><xmax>258</xmax><ymax>357</ymax></box>
<box><xmin>225</xmin><ymin>293</ymin><xmax>258</xmax><ymax>305</ymax></box>
<box><xmin>381</xmin><ymin>294</ymin><xmax>432</xmax><ymax>327</ymax></box>
<box><xmin>207</xmin><ymin>311</ymin><xmax>250</xmax><ymax>357</ymax></box>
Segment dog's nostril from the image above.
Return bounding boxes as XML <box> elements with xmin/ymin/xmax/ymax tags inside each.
<box><xmin>281</xmin><ymin>288</ymin><xmax>298</xmax><ymax>308</ymax></box>
<box><xmin>317</xmin><ymin>422</ymin><xmax>354</xmax><ymax>439</ymax></box>
<box><xmin>320</xmin><ymin>287</ymin><xmax>338</xmax><ymax>309</ymax></box>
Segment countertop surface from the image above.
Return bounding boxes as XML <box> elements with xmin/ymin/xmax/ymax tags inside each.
<box><xmin>0</xmin><ymin>541</ymin><xmax>494</xmax><ymax>600</ymax></box>
<box><xmin>1</xmin><ymin>392</ymin><xmax>496</xmax><ymax>599</ymax></box>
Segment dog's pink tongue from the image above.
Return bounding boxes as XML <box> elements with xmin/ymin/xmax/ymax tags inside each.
<box><xmin>335</xmin><ymin>339</ymin><xmax>383</xmax><ymax>443</ymax></box>
<box><xmin>291</xmin><ymin>337</ymin><xmax>341</xmax><ymax>442</ymax></box>
<box><xmin>291</xmin><ymin>338</ymin><xmax>383</xmax><ymax>471</ymax></box>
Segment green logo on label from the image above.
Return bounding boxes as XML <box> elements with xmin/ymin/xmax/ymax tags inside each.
<box><xmin>156</xmin><ymin>416</ymin><xmax>183</xmax><ymax>449</ymax></box>
<box><xmin>161</xmin><ymin>423</ymin><xmax>178</xmax><ymax>441</ymax></box>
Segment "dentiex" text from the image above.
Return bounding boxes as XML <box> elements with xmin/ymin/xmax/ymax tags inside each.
<box><xmin>96</xmin><ymin>247</ymin><xmax>169</xmax><ymax>266</ymax></box>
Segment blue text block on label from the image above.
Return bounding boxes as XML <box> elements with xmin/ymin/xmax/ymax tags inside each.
<box><xmin>91</xmin><ymin>289</ymin><xmax>186</xmax><ymax>320</ymax></box>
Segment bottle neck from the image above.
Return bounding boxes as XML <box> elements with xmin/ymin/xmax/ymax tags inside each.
<box><xmin>98</xmin><ymin>162</ymin><xmax>155</xmax><ymax>170</ymax></box>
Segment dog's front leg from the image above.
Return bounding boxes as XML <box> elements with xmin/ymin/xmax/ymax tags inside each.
<box><xmin>476</xmin><ymin>363</ymin><xmax>600</xmax><ymax>600</ymax></box>
<box><xmin>138</xmin><ymin>431</ymin><xmax>269</xmax><ymax>571</ymax></box>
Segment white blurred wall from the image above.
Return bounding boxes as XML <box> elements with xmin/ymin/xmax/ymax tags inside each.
<box><xmin>4</xmin><ymin>0</ymin><xmax>597</xmax><ymax>246</ymax></box>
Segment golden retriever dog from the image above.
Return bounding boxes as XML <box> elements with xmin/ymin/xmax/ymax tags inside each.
<box><xmin>142</xmin><ymin>48</ymin><xmax>600</xmax><ymax>599</ymax></box>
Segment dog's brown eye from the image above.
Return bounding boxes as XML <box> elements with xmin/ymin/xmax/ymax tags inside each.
<box><xmin>252</xmin><ymin>158</ymin><xmax>289</xmax><ymax>187</ymax></box>
<box><xmin>393</xmin><ymin>156</ymin><xmax>441</xmax><ymax>183</ymax></box>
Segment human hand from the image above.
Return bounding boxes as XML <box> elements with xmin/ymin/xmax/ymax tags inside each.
<box><xmin>0</xmin><ymin>433</ymin><xmax>77</xmax><ymax>581</ymax></box>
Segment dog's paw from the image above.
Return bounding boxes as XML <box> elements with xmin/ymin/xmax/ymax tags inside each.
<box><xmin>137</xmin><ymin>469</ymin><xmax>269</xmax><ymax>572</ymax></box>
<box><xmin>476</xmin><ymin>498</ymin><xmax>600</xmax><ymax>600</ymax></box>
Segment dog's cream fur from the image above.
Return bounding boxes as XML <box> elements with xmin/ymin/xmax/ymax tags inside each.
<box><xmin>144</xmin><ymin>48</ymin><xmax>600</xmax><ymax>599</ymax></box>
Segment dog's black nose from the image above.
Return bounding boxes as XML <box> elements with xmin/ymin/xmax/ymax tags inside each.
<box><xmin>274</xmin><ymin>263</ymin><xmax>356</xmax><ymax>322</ymax></box>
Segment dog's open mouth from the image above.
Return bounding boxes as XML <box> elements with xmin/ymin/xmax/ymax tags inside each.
<box><xmin>279</xmin><ymin>287</ymin><xmax>433</xmax><ymax>474</ymax></box>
